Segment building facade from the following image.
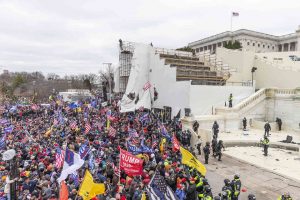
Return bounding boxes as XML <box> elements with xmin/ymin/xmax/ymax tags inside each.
<box><xmin>188</xmin><ymin>26</ymin><xmax>300</xmax><ymax>53</ymax></box>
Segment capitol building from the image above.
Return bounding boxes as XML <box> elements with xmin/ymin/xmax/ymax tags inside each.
<box><xmin>188</xmin><ymin>26</ymin><xmax>300</xmax><ymax>53</ymax></box>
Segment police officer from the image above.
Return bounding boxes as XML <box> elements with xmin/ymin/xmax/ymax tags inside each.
<box><xmin>193</xmin><ymin>120</ymin><xmax>200</xmax><ymax>132</ymax></box>
<box><xmin>197</xmin><ymin>178</ymin><xmax>209</xmax><ymax>199</ymax></box>
<box><xmin>216</xmin><ymin>140</ymin><xmax>225</xmax><ymax>161</ymax></box>
<box><xmin>242</xmin><ymin>117</ymin><xmax>247</xmax><ymax>130</ymax></box>
<box><xmin>196</xmin><ymin>136</ymin><xmax>202</xmax><ymax>155</ymax></box>
<box><xmin>276</xmin><ymin>117</ymin><xmax>282</xmax><ymax>131</ymax></box>
<box><xmin>231</xmin><ymin>174</ymin><xmax>241</xmax><ymax>200</ymax></box>
<box><xmin>264</xmin><ymin>121</ymin><xmax>271</xmax><ymax>137</ymax></box>
<box><xmin>212</xmin><ymin>121</ymin><xmax>219</xmax><ymax>138</ymax></box>
<box><xmin>248</xmin><ymin>194</ymin><xmax>256</xmax><ymax>200</ymax></box>
<box><xmin>261</xmin><ymin>136</ymin><xmax>270</xmax><ymax>156</ymax></box>
<box><xmin>212</xmin><ymin>135</ymin><xmax>218</xmax><ymax>157</ymax></box>
<box><xmin>229</xmin><ymin>93</ymin><xmax>233</xmax><ymax>108</ymax></box>
<box><xmin>203</xmin><ymin>142</ymin><xmax>211</xmax><ymax>164</ymax></box>
<box><xmin>222</xmin><ymin>179</ymin><xmax>232</xmax><ymax>200</ymax></box>
<box><xmin>203</xmin><ymin>185</ymin><xmax>213</xmax><ymax>200</ymax></box>
<box><xmin>278</xmin><ymin>192</ymin><xmax>293</xmax><ymax>200</ymax></box>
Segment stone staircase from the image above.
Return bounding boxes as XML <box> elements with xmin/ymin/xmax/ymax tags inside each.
<box><xmin>155</xmin><ymin>48</ymin><xmax>230</xmax><ymax>85</ymax></box>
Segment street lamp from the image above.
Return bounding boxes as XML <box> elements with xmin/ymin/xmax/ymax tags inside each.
<box><xmin>103</xmin><ymin>63</ymin><xmax>112</xmax><ymax>105</ymax></box>
<box><xmin>251</xmin><ymin>67</ymin><xmax>257</xmax><ymax>87</ymax></box>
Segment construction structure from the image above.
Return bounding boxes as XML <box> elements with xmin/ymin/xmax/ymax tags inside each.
<box><xmin>115</xmin><ymin>42</ymin><xmax>254</xmax><ymax>117</ymax></box>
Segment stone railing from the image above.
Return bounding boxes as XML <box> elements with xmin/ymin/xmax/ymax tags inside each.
<box><xmin>215</xmin><ymin>88</ymin><xmax>298</xmax><ymax>116</ymax></box>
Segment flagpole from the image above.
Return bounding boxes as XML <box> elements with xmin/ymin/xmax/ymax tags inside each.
<box><xmin>230</xmin><ymin>13</ymin><xmax>233</xmax><ymax>32</ymax></box>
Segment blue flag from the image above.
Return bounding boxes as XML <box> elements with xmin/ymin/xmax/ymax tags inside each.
<box><xmin>88</xmin><ymin>153</ymin><xmax>95</xmax><ymax>170</ymax></box>
<box><xmin>4</xmin><ymin>126</ymin><xmax>13</xmax><ymax>133</ymax></box>
<box><xmin>127</xmin><ymin>142</ymin><xmax>143</xmax><ymax>154</ymax></box>
<box><xmin>65</xmin><ymin>148</ymin><xmax>74</xmax><ymax>166</ymax></box>
<box><xmin>141</xmin><ymin>139</ymin><xmax>154</xmax><ymax>153</ymax></box>
<box><xmin>79</xmin><ymin>142</ymin><xmax>90</xmax><ymax>159</ymax></box>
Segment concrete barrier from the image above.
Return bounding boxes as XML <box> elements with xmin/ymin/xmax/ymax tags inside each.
<box><xmin>223</xmin><ymin>140</ymin><xmax>299</xmax><ymax>151</ymax></box>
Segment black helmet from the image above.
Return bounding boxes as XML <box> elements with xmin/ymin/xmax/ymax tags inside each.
<box><xmin>224</xmin><ymin>179</ymin><xmax>230</xmax><ymax>185</ymax></box>
<box><xmin>204</xmin><ymin>185</ymin><xmax>211</xmax><ymax>193</ymax></box>
<box><xmin>202</xmin><ymin>178</ymin><xmax>208</xmax><ymax>185</ymax></box>
<box><xmin>248</xmin><ymin>194</ymin><xmax>256</xmax><ymax>200</ymax></box>
<box><xmin>234</xmin><ymin>174</ymin><xmax>240</xmax><ymax>179</ymax></box>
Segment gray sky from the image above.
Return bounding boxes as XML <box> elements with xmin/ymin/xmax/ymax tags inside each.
<box><xmin>0</xmin><ymin>0</ymin><xmax>299</xmax><ymax>76</ymax></box>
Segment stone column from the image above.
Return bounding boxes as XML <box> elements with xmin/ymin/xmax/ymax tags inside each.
<box><xmin>296</xmin><ymin>25</ymin><xmax>300</xmax><ymax>51</ymax></box>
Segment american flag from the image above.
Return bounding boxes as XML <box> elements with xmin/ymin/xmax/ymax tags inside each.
<box><xmin>143</xmin><ymin>81</ymin><xmax>151</xmax><ymax>91</ymax></box>
<box><xmin>139</xmin><ymin>106</ymin><xmax>144</xmax><ymax>112</ymax></box>
<box><xmin>232</xmin><ymin>12</ymin><xmax>239</xmax><ymax>16</ymax></box>
<box><xmin>152</xmin><ymin>140</ymin><xmax>159</xmax><ymax>149</ymax></box>
<box><xmin>70</xmin><ymin>172</ymin><xmax>80</xmax><ymax>187</ymax></box>
<box><xmin>108</xmin><ymin>127</ymin><xmax>117</xmax><ymax>138</ymax></box>
<box><xmin>55</xmin><ymin>148</ymin><xmax>65</xmax><ymax>169</ymax></box>
<box><xmin>70</xmin><ymin>120</ymin><xmax>77</xmax><ymax>129</ymax></box>
<box><xmin>84</xmin><ymin>123</ymin><xmax>92</xmax><ymax>134</ymax></box>
<box><xmin>146</xmin><ymin>170</ymin><xmax>179</xmax><ymax>200</ymax></box>
<box><xmin>53</xmin><ymin>118</ymin><xmax>58</xmax><ymax>126</ymax></box>
<box><xmin>0</xmin><ymin>134</ymin><xmax>7</xmax><ymax>150</ymax></box>
<box><xmin>128</xmin><ymin>129</ymin><xmax>139</xmax><ymax>138</ymax></box>
<box><xmin>132</xmin><ymin>138</ymin><xmax>140</xmax><ymax>145</ymax></box>
<box><xmin>107</xmin><ymin>161</ymin><xmax>120</xmax><ymax>177</ymax></box>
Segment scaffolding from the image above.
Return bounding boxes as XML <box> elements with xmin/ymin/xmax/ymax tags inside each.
<box><xmin>118</xmin><ymin>41</ymin><xmax>134</xmax><ymax>94</ymax></box>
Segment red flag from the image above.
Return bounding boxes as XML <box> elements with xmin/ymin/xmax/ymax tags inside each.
<box><xmin>119</xmin><ymin>148</ymin><xmax>143</xmax><ymax>176</ymax></box>
<box><xmin>59</xmin><ymin>181</ymin><xmax>69</xmax><ymax>200</ymax></box>
<box><xmin>172</xmin><ymin>135</ymin><xmax>180</xmax><ymax>152</ymax></box>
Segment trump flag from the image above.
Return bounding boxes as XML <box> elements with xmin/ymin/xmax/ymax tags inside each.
<box><xmin>120</xmin><ymin>148</ymin><xmax>143</xmax><ymax>176</ymax></box>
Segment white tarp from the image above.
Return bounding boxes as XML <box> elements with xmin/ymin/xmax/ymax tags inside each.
<box><xmin>120</xmin><ymin>44</ymin><xmax>152</xmax><ymax>112</ymax></box>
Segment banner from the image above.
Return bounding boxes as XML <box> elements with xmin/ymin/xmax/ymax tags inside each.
<box><xmin>120</xmin><ymin>148</ymin><xmax>143</xmax><ymax>176</ymax></box>
<box><xmin>79</xmin><ymin>170</ymin><xmax>105</xmax><ymax>200</ymax></box>
<box><xmin>180</xmin><ymin>146</ymin><xmax>206</xmax><ymax>176</ymax></box>
<box><xmin>172</xmin><ymin>135</ymin><xmax>180</xmax><ymax>152</ymax></box>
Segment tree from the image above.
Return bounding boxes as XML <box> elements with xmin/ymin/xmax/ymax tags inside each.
<box><xmin>223</xmin><ymin>41</ymin><xmax>242</xmax><ymax>50</ymax></box>
<box><xmin>99</xmin><ymin>64</ymin><xmax>115</xmax><ymax>101</ymax></box>
<box><xmin>12</xmin><ymin>74</ymin><xmax>26</xmax><ymax>89</ymax></box>
<box><xmin>47</xmin><ymin>73</ymin><xmax>60</xmax><ymax>80</ymax></box>
<box><xmin>176</xmin><ymin>46</ymin><xmax>195</xmax><ymax>53</ymax></box>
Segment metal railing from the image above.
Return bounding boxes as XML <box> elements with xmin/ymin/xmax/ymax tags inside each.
<box><xmin>155</xmin><ymin>47</ymin><xmax>193</xmax><ymax>57</ymax></box>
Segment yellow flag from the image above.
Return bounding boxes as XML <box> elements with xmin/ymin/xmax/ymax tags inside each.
<box><xmin>159</xmin><ymin>138</ymin><xmax>166</xmax><ymax>153</ymax></box>
<box><xmin>106</xmin><ymin>119</ymin><xmax>110</xmax><ymax>129</ymax></box>
<box><xmin>180</xmin><ymin>146</ymin><xmax>206</xmax><ymax>176</ymax></box>
<box><xmin>141</xmin><ymin>192</ymin><xmax>146</xmax><ymax>200</ymax></box>
<box><xmin>79</xmin><ymin>170</ymin><xmax>105</xmax><ymax>200</ymax></box>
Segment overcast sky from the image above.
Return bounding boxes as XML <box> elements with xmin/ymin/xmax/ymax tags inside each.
<box><xmin>0</xmin><ymin>0</ymin><xmax>299</xmax><ymax>76</ymax></box>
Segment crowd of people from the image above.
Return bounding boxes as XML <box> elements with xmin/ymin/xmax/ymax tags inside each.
<box><xmin>0</xmin><ymin>95</ymin><xmax>293</xmax><ymax>200</ymax></box>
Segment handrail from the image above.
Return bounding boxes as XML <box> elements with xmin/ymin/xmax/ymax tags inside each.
<box><xmin>155</xmin><ymin>47</ymin><xmax>193</xmax><ymax>57</ymax></box>
<box><xmin>216</xmin><ymin>88</ymin><xmax>298</xmax><ymax>115</ymax></box>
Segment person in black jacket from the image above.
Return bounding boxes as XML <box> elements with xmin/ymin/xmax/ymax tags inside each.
<box><xmin>242</xmin><ymin>117</ymin><xmax>247</xmax><ymax>130</ymax></box>
<box><xmin>203</xmin><ymin>142</ymin><xmax>211</xmax><ymax>164</ymax></box>
<box><xmin>212</xmin><ymin>121</ymin><xmax>220</xmax><ymax>138</ymax></box>
<box><xmin>215</xmin><ymin>140</ymin><xmax>225</xmax><ymax>161</ymax></box>
<box><xmin>264</xmin><ymin>121</ymin><xmax>271</xmax><ymax>137</ymax></box>
<box><xmin>276</xmin><ymin>118</ymin><xmax>282</xmax><ymax>131</ymax></box>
